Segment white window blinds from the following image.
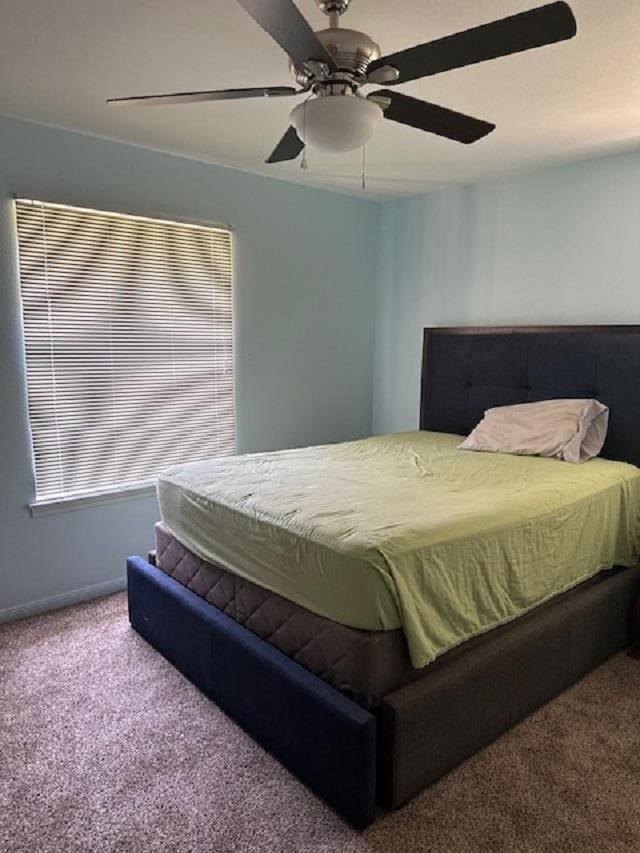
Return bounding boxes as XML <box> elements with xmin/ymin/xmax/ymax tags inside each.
<box><xmin>15</xmin><ymin>199</ymin><xmax>234</xmax><ymax>504</ymax></box>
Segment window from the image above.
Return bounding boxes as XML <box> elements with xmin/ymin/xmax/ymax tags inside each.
<box><xmin>15</xmin><ymin>199</ymin><xmax>234</xmax><ymax>506</ymax></box>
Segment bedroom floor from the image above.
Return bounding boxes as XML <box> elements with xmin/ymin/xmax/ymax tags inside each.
<box><xmin>1</xmin><ymin>596</ymin><xmax>639</xmax><ymax>853</ymax></box>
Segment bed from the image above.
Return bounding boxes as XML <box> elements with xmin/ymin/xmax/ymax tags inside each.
<box><xmin>128</xmin><ymin>325</ymin><xmax>640</xmax><ymax>828</ymax></box>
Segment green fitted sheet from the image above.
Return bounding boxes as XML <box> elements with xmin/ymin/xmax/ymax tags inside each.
<box><xmin>157</xmin><ymin>431</ymin><xmax>640</xmax><ymax>668</ymax></box>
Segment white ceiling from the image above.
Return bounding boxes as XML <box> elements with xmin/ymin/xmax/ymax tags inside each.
<box><xmin>2</xmin><ymin>0</ymin><xmax>640</xmax><ymax>200</ymax></box>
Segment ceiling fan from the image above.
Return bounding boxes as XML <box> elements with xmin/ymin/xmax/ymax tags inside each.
<box><xmin>107</xmin><ymin>0</ymin><xmax>577</xmax><ymax>162</ymax></box>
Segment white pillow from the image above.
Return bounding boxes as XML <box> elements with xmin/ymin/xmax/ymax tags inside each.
<box><xmin>458</xmin><ymin>399</ymin><xmax>609</xmax><ymax>463</ymax></box>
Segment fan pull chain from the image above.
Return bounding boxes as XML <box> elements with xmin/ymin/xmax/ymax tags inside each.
<box><xmin>361</xmin><ymin>144</ymin><xmax>366</xmax><ymax>191</ymax></box>
<box><xmin>301</xmin><ymin>99</ymin><xmax>308</xmax><ymax>170</ymax></box>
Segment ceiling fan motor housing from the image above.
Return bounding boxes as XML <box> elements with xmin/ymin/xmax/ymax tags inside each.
<box><xmin>289</xmin><ymin>27</ymin><xmax>381</xmax><ymax>87</ymax></box>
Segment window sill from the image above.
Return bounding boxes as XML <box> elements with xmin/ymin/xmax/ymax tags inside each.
<box><xmin>29</xmin><ymin>482</ymin><xmax>157</xmax><ymax>517</ymax></box>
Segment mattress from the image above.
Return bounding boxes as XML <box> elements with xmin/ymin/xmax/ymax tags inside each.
<box><xmin>154</xmin><ymin>522</ymin><xmax>626</xmax><ymax>708</ymax></box>
<box><xmin>157</xmin><ymin>431</ymin><xmax>640</xmax><ymax>668</ymax></box>
<box><xmin>154</xmin><ymin>522</ymin><xmax>413</xmax><ymax>706</ymax></box>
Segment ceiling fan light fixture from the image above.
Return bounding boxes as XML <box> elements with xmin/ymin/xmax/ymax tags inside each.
<box><xmin>290</xmin><ymin>95</ymin><xmax>383</xmax><ymax>153</ymax></box>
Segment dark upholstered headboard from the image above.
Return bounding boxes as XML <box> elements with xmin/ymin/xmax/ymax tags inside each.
<box><xmin>420</xmin><ymin>326</ymin><xmax>640</xmax><ymax>468</ymax></box>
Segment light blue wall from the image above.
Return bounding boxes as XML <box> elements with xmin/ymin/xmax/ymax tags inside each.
<box><xmin>0</xmin><ymin>115</ymin><xmax>377</xmax><ymax>616</ymax></box>
<box><xmin>373</xmin><ymin>149</ymin><xmax>640</xmax><ymax>435</ymax></box>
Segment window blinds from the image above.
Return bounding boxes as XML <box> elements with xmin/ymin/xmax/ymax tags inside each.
<box><xmin>15</xmin><ymin>199</ymin><xmax>234</xmax><ymax>504</ymax></box>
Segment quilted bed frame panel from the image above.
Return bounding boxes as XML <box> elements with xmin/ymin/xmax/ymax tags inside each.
<box><xmin>154</xmin><ymin>523</ymin><xmax>415</xmax><ymax>707</ymax></box>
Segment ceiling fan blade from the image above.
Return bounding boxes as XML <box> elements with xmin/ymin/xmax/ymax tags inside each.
<box><xmin>373</xmin><ymin>90</ymin><xmax>495</xmax><ymax>144</ymax></box>
<box><xmin>266</xmin><ymin>126</ymin><xmax>305</xmax><ymax>163</ymax></box>
<box><xmin>107</xmin><ymin>86</ymin><xmax>298</xmax><ymax>107</ymax></box>
<box><xmin>235</xmin><ymin>0</ymin><xmax>337</xmax><ymax>70</ymax></box>
<box><xmin>369</xmin><ymin>1</ymin><xmax>577</xmax><ymax>85</ymax></box>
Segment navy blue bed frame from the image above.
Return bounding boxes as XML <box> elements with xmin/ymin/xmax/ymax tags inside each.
<box><xmin>128</xmin><ymin>326</ymin><xmax>640</xmax><ymax>828</ymax></box>
<box><xmin>127</xmin><ymin>557</ymin><xmax>377</xmax><ymax>828</ymax></box>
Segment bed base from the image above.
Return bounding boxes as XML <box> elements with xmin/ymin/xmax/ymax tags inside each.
<box><xmin>127</xmin><ymin>557</ymin><xmax>377</xmax><ymax>828</ymax></box>
<box><xmin>128</xmin><ymin>556</ymin><xmax>639</xmax><ymax>828</ymax></box>
<box><xmin>376</xmin><ymin>566</ymin><xmax>640</xmax><ymax>808</ymax></box>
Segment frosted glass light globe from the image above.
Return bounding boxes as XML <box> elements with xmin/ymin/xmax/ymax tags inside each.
<box><xmin>290</xmin><ymin>95</ymin><xmax>383</xmax><ymax>153</ymax></box>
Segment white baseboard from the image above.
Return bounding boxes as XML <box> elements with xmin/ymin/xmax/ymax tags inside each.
<box><xmin>0</xmin><ymin>576</ymin><xmax>127</xmax><ymax>624</ymax></box>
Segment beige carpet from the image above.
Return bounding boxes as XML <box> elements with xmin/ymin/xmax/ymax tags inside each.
<box><xmin>1</xmin><ymin>593</ymin><xmax>640</xmax><ymax>853</ymax></box>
